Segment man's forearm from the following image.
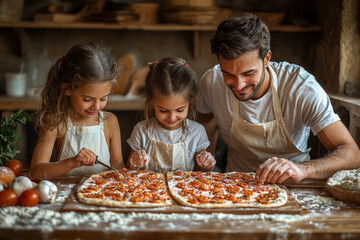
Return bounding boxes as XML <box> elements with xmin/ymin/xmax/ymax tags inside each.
<box><xmin>303</xmin><ymin>144</ymin><xmax>360</xmax><ymax>180</ymax></box>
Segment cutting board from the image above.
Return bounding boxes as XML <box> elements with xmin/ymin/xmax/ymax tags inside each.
<box><xmin>61</xmin><ymin>176</ymin><xmax>303</xmax><ymax>214</ymax></box>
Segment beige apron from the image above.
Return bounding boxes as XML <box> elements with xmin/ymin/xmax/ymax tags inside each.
<box><xmin>59</xmin><ymin>111</ymin><xmax>110</xmax><ymax>176</ymax></box>
<box><xmin>226</xmin><ymin>67</ymin><xmax>310</xmax><ymax>172</ymax></box>
<box><xmin>147</xmin><ymin>121</ymin><xmax>190</xmax><ymax>173</ymax></box>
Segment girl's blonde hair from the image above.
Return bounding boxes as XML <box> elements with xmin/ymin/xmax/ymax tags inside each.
<box><xmin>144</xmin><ymin>56</ymin><xmax>198</xmax><ymax>126</ymax></box>
<box><xmin>36</xmin><ymin>42</ymin><xmax>119</xmax><ymax>132</ymax></box>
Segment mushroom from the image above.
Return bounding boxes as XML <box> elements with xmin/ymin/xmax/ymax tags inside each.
<box><xmin>34</xmin><ymin>180</ymin><xmax>57</xmax><ymax>203</ymax></box>
<box><xmin>9</xmin><ymin>176</ymin><xmax>35</xmax><ymax>197</ymax></box>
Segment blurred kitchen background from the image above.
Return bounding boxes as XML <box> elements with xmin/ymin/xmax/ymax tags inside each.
<box><xmin>0</xmin><ymin>0</ymin><xmax>359</xmax><ymax>169</ymax></box>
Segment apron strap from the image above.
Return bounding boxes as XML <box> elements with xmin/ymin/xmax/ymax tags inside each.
<box><xmin>148</xmin><ymin>120</ymin><xmax>156</xmax><ymax>141</ymax></box>
<box><xmin>181</xmin><ymin>119</ymin><xmax>187</xmax><ymax>144</ymax></box>
<box><xmin>66</xmin><ymin>117</ymin><xmax>73</xmax><ymax>128</ymax></box>
<box><xmin>98</xmin><ymin>111</ymin><xmax>104</xmax><ymax>129</ymax></box>
<box><xmin>232</xmin><ymin>97</ymin><xmax>240</xmax><ymax>118</ymax></box>
<box><xmin>268</xmin><ymin>66</ymin><xmax>285</xmax><ymax>123</ymax></box>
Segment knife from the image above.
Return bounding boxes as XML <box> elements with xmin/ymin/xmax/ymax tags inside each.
<box><xmin>95</xmin><ymin>156</ymin><xmax>122</xmax><ymax>178</ymax></box>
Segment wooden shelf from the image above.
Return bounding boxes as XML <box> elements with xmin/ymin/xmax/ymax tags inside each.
<box><xmin>0</xmin><ymin>21</ymin><xmax>323</xmax><ymax>32</ymax></box>
<box><xmin>0</xmin><ymin>21</ymin><xmax>322</xmax><ymax>58</ymax></box>
<box><xmin>0</xmin><ymin>95</ymin><xmax>145</xmax><ymax>113</ymax></box>
<box><xmin>329</xmin><ymin>94</ymin><xmax>360</xmax><ymax>146</ymax></box>
<box><xmin>0</xmin><ymin>21</ymin><xmax>323</xmax><ymax>59</ymax></box>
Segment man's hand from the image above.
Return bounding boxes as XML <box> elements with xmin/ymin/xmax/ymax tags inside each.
<box><xmin>255</xmin><ymin>157</ymin><xmax>307</xmax><ymax>184</ymax></box>
<box><xmin>129</xmin><ymin>150</ymin><xmax>150</xmax><ymax>169</ymax></box>
<box><xmin>195</xmin><ymin>151</ymin><xmax>216</xmax><ymax>171</ymax></box>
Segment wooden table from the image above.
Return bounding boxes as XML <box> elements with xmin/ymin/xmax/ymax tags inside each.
<box><xmin>1</xmin><ymin>177</ymin><xmax>360</xmax><ymax>240</ymax></box>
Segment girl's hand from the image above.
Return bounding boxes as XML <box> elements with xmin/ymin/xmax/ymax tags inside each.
<box><xmin>74</xmin><ymin>147</ymin><xmax>97</xmax><ymax>167</ymax></box>
<box><xmin>196</xmin><ymin>151</ymin><xmax>216</xmax><ymax>170</ymax></box>
<box><xmin>129</xmin><ymin>150</ymin><xmax>150</xmax><ymax>169</ymax></box>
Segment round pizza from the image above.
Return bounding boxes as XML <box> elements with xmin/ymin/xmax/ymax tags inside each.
<box><xmin>167</xmin><ymin>170</ymin><xmax>288</xmax><ymax>208</ymax></box>
<box><xmin>77</xmin><ymin>169</ymin><xmax>172</xmax><ymax>207</ymax></box>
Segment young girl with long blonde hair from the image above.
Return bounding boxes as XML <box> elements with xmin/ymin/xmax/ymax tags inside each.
<box><xmin>31</xmin><ymin>43</ymin><xmax>124</xmax><ymax>180</ymax></box>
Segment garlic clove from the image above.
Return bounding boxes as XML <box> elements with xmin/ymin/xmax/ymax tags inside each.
<box><xmin>9</xmin><ymin>176</ymin><xmax>34</xmax><ymax>197</ymax></box>
<box><xmin>34</xmin><ymin>180</ymin><xmax>57</xmax><ymax>203</ymax></box>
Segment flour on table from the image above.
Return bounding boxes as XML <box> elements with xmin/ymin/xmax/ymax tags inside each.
<box><xmin>54</xmin><ymin>184</ymin><xmax>76</xmax><ymax>203</ymax></box>
<box><xmin>327</xmin><ymin>168</ymin><xmax>360</xmax><ymax>191</ymax></box>
<box><xmin>0</xmin><ymin>206</ymin><xmax>321</xmax><ymax>234</ymax></box>
<box><xmin>291</xmin><ymin>190</ymin><xmax>351</xmax><ymax>213</ymax></box>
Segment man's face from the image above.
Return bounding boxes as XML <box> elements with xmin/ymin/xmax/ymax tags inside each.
<box><xmin>219</xmin><ymin>50</ymin><xmax>271</xmax><ymax>101</ymax></box>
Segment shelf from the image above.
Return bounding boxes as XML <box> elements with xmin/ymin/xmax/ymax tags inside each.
<box><xmin>329</xmin><ymin>94</ymin><xmax>360</xmax><ymax>146</ymax></box>
<box><xmin>0</xmin><ymin>21</ymin><xmax>323</xmax><ymax>32</ymax></box>
<box><xmin>0</xmin><ymin>95</ymin><xmax>145</xmax><ymax>113</ymax></box>
<box><xmin>0</xmin><ymin>21</ymin><xmax>323</xmax><ymax>58</ymax></box>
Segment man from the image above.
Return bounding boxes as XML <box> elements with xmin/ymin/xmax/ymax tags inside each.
<box><xmin>197</xmin><ymin>12</ymin><xmax>360</xmax><ymax>183</ymax></box>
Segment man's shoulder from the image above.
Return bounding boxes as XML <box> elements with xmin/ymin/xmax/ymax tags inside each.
<box><xmin>270</xmin><ymin>61</ymin><xmax>317</xmax><ymax>93</ymax></box>
<box><xmin>270</xmin><ymin>61</ymin><xmax>314</xmax><ymax>81</ymax></box>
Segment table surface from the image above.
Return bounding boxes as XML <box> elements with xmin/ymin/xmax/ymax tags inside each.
<box><xmin>1</xmin><ymin>176</ymin><xmax>360</xmax><ymax>240</ymax></box>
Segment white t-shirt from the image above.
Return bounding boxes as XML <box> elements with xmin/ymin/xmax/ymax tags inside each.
<box><xmin>197</xmin><ymin>61</ymin><xmax>340</xmax><ymax>153</ymax></box>
<box><xmin>127</xmin><ymin>118</ymin><xmax>210</xmax><ymax>170</ymax></box>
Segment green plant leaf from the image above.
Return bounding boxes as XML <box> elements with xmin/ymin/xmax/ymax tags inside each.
<box><xmin>0</xmin><ymin>110</ymin><xmax>28</xmax><ymax>163</ymax></box>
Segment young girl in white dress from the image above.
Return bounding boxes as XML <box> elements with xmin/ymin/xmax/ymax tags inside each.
<box><xmin>31</xmin><ymin>43</ymin><xmax>124</xmax><ymax>180</ymax></box>
<box><xmin>127</xmin><ymin>57</ymin><xmax>215</xmax><ymax>173</ymax></box>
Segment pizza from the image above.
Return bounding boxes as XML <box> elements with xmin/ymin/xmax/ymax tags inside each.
<box><xmin>77</xmin><ymin>169</ymin><xmax>172</xmax><ymax>207</ymax></box>
<box><xmin>167</xmin><ymin>170</ymin><xmax>288</xmax><ymax>208</ymax></box>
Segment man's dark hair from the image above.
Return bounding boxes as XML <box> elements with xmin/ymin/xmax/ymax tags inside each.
<box><xmin>211</xmin><ymin>12</ymin><xmax>271</xmax><ymax>60</ymax></box>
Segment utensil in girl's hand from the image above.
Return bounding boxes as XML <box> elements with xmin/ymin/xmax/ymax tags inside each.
<box><xmin>95</xmin><ymin>156</ymin><xmax>122</xmax><ymax>180</ymax></box>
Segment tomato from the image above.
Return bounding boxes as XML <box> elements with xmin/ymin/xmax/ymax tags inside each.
<box><xmin>20</xmin><ymin>189</ymin><xmax>39</xmax><ymax>207</ymax></box>
<box><xmin>0</xmin><ymin>189</ymin><xmax>18</xmax><ymax>207</ymax></box>
<box><xmin>5</xmin><ymin>159</ymin><xmax>23</xmax><ymax>177</ymax></box>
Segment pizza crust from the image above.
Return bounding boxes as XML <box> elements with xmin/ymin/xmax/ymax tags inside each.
<box><xmin>167</xmin><ymin>171</ymin><xmax>288</xmax><ymax>208</ymax></box>
<box><xmin>77</xmin><ymin>170</ymin><xmax>287</xmax><ymax>209</ymax></box>
<box><xmin>77</xmin><ymin>170</ymin><xmax>172</xmax><ymax>208</ymax></box>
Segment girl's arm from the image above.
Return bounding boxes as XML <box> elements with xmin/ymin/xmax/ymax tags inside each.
<box><xmin>106</xmin><ymin>113</ymin><xmax>125</xmax><ymax>169</ymax></box>
<box><xmin>30</xmin><ymin>128</ymin><xmax>79</xmax><ymax>180</ymax></box>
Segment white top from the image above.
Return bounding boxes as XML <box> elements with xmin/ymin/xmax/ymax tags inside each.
<box><xmin>197</xmin><ymin>61</ymin><xmax>340</xmax><ymax>152</ymax></box>
<box><xmin>127</xmin><ymin>118</ymin><xmax>210</xmax><ymax>170</ymax></box>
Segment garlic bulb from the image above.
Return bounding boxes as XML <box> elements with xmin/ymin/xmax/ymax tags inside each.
<box><xmin>9</xmin><ymin>176</ymin><xmax>34</xmax><ymax>197</ymax></box>
<box><xmin>34</xmin><ymin>180</ymin><xmax>57</xmax><ymax>203</ymax></box>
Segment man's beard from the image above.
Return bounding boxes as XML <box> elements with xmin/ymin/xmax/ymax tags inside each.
<box><xmin>231</xmin><ymin>62</ymin><xmax>266</xmax><ymax>102</ymax></box>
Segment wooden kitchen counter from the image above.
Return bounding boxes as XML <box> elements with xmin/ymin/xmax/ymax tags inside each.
<box><xmin>0</xmin><ymin>176</ymin><xmax>360</xmax><ymax>240</ymax></box>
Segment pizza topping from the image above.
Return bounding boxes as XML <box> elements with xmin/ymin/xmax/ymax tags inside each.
<box><xmin>78</xmin><ymin>170</ymin><xmax>287</xmax><ymax>209</ymax></box>
<box><xmin>167</xmin><ymin>170</ymin><xmax>287</xmax><ymax>208</ymax></box>
<box><xmin>77</xmin><ymin>170</ymin><xmax>172</xmax><ymax>207</ymax></box>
